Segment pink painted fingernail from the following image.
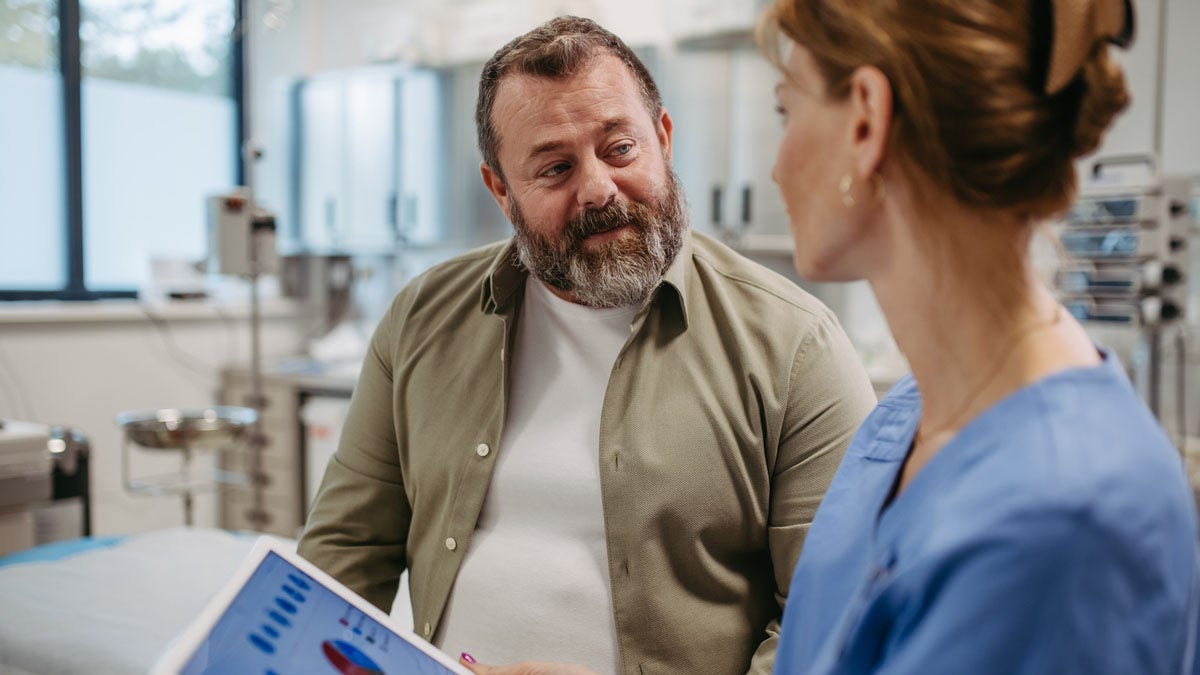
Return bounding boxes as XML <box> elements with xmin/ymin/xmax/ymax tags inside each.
<box><xmin>461</xmin><ymin>652</ymin><xmax>476</xmax><ymax>664</ymax></box>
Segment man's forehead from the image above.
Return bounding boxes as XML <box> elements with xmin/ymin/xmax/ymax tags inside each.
<box><xmin>490</xmin><ymin>56</ymin><xmax>651</xmax><ymax>154</ymax></box>
<box><xmin>494</xmin><ymin>52</ymin><xmax>628</xmax><ymax>95</ymax></box>
<box><xmin>494</xmin><ymin>55</ymin><xmax>636</xmax><ymax>107</ymax></box>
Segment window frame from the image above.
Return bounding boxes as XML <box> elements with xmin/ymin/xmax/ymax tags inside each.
<box><xmin>0</xmin><ymin>0</ymin><xmax>246</xmax><ymax>301</ymax></box>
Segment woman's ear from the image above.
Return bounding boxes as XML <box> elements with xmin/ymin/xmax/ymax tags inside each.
<box><xmin>846</xmin><ymin>65</ymin><xmax>893</xmax><ymax>179</ymax></box>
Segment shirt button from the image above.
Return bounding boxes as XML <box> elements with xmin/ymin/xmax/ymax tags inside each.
<box><xmin>476</xmin><ymin>443</ymin><xmax>490</xmax><ymax>457</ymax></box>
<box><xmin>423</xmin><ymin>622</ymin><xmax>432</xmax><ymax>637</ymax></box>
<box><xmin>445</xmin><ymin>537</ymin><xmax>457</xmax><ymax>551</ymax></box>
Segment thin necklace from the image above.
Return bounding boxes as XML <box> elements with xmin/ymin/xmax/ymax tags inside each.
<box><xmin>915</xmin><ymin>306</ymin><xmax>1065</xmax><ymax>446</ymax></box>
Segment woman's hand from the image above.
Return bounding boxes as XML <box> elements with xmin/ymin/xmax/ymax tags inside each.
<box><xmin>458</xmin><ymin>653</ymin><xmax>601</xmax><ymax>675</ymax></box>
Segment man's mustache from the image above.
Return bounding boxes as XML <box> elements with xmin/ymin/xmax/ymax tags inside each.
<box><xmin>563</xmin><ymin>201</ymin><xmax>648</xmax><ymax>243</ymax></box>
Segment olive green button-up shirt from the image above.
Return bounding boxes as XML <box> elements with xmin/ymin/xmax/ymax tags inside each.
<box><xmin>298</xmin><ymin>230</ymin><xmax>876</xmax><ymax>675</ymax></box>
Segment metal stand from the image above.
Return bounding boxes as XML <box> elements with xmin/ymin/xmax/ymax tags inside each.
<box><xmin>117</xmin><ymin>407</ymin><xmax>258</xmax><ymax>526</ymax></box>
<box><xmin>239</xmin><ymin>117</ymin><xmax>272</xmax><ymax>528</ymax></box>
<box><xmin>242</xmin><ymin>224</ymin><xmax>271</xmax><ymax>529</ymax></box>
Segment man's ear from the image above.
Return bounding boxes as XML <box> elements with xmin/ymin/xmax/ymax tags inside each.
<box><xmin>657</xmin><ymin>107</ymin><xmax>674</xmax><ymax>161</ymax></box>
<box><xmin>480</xmin><ymin>161</ymin><xmax>512</xmax><ymax>221</ymax></box>
<box><xmin>846</xmin><ymin>65</ymin><xmax>892</xmax><ymax>180</ymax></box>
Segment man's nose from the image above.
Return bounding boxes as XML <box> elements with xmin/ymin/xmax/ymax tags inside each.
<box><xmin>577</xmin><ymin>157</ymin><xmax>617</xmax><ymax>210</ymax></box>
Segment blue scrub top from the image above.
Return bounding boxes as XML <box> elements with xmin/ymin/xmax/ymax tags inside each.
<box><xmin>775</xmin><ymin>349</ymin><xmax>1200</xmax><ymax>674</ymax></box>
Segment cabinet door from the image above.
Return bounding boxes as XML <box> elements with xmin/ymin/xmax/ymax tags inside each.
<box><xmin>662</xmin><ymin>46</ymin><xmax>788</xmax><ymax>243</ymax></box>
<box><xmin>659</xmin><ymin>49</ymin><xmax>733</xmax><ymax>237</ymax></box>
<box><xmin>727</xmin><ymin>45</ymin><xmax>789</xmax><ymax>238</ymax></box>
<box><xmin>298</xmin><ymin>77</ymin><xmax>347</xmax><ymax>250</ymax></box>
<box><xmin>396</xmin><ymin>70</ymin><xmax>447</xmax><ymax>245</ymax></box>
<box><xmin>345</xmin><ymin>72</ymin><xmax>400</xmax><ymax>250</ymax></box>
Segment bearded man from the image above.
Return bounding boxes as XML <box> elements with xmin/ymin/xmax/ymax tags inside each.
<box><xmin>298</xmin><ymin>16</ymin><xmax>875</xmax><ymax>675</ymax></box>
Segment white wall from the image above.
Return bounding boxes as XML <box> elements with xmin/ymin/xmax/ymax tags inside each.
<box><xmin>0</xmin><ymin>302</ymin><xmax>305</xmax><ymax>536</ymax></box>
<box><xmin>1161</xmin><ymin>0</ymin><xmax>1200</xmax><ymax>176</ymax></box>
<box><xmin>1084</xmin><ymin>0</ymin><xmax>1200</xmax><ymax>179</ymax></box>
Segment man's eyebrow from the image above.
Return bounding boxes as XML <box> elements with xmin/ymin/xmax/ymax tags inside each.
<box><xmin>602</xmin><ymin>117</ymin><xmax>633</xmax><ymax>133</ymax></box>
<box><xmin>526</xmin><ymin>118</ymin><xmax>637</xmax><ymax>161</ymax></box>
<box><xmin>529</xmin><ymin>140</ymin><xmax>566</xmax><ymax>159</ymax></box>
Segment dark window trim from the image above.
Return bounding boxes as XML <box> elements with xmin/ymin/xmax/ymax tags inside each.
<box><xmin>0</xmin><ymin>289</ymin><xmax>140</xmax><ymax>301</ymax></box>
<box><xmin>0</xmin><ymin>0</ymin><xmax>244</xmax><ymax>302</ymax></box>
<box><xmin>233</xmin><ymin>0</ymin><xmax>246</xmax><ymax>187</ymax></box>
<box><xmin>61</xmin><ymin>0</ymin><xmax>84</xmax><ymax>294</ymax></box>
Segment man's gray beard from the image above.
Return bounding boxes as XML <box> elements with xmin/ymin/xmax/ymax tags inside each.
<box><xmin>510</xmin><ymin>170</ymin><xmax>688</xmax><ymax>309</ymax></box>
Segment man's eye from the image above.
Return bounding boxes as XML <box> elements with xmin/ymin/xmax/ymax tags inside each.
<box><xmin>611</xmin><ymin>143</ymin><xmax>632</xmax><ymax>156</ymax></box>
<box><xmin>774</xmin><ymin>104</ymin><xmax>787</xmax><ymax>117</ymax></box>
<box><xmin>542</xmin><ymin>163</ymin><xmax>570</xmax><ymax>177</ymax></box>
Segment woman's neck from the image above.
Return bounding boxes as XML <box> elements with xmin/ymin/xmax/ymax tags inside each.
<box><xmin>867</xmin><ymin>192</ymin><xmax>1099</xmax><ymax>449</ymax></box>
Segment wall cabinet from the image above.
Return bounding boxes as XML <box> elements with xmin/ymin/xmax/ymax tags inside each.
<box><xmin>667</xmin><ymin>0</ymin><xmax>765</xmax><ymax>47</ymax></box>
<box><xmin>659</xmin><ymin>45</ymin><xmax>790</xmax><ymax>248</ymax></box>
<box><xmin>291</xmin><ymin>67</ymin><xmax>447</xmax><ymax>252</ymax></box>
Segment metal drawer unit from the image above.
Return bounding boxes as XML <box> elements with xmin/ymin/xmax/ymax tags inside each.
<box><xmin>218</xmin><ymin>371</ymin><xmax>304</xmax><ymax>538</ymax></box>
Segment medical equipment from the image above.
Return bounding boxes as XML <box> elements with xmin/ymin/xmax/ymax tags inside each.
<box><xmin>279</xmin><ymin>252</ymin><xmax>355</xmax><ymax>338</ymax></box>
<box><xmin>1057</xmin><ymin>162</ymin><xmax>1191</xmax><ymax>328</ymax></box>
<box><xmin>116</xmin><ymin>407</ymin><xmax>258</xmax><ymax>526</ymax></box>
<box><xmin>0</xmin><ymin>421</ymin><xmax>90</xmax><ymax>557</ymax></box>
<box><xmin>1054</xmin><ymin>155</ymin><xmax>1193</xmax><ymax>427</ymax></box>
<box><xmin>202</xmin><ymin>187</ymin><xmax>278</xmax><ymax>530</ymax></box>
<box><xmin>207</xmin><ymin>192</ymin><xmax>278</xmax><ymax>278</ymax></box>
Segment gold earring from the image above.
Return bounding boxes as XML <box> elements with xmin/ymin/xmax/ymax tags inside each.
<box><xmin>839</xmin><ymin>173</ymin><xmax>855</xmax><ymax>207</ymax></box>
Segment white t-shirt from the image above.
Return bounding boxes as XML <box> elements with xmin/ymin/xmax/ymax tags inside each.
<box><xmin>436</xmin><ymin>276</ymin><xmax>636</xmax><ymax>673</ymax></box>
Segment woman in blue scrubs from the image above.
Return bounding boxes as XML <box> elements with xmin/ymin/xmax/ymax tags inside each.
<box><xmin>762</xmin><ymin>0</ymin><xmax>1200</xmax><ymax>672</ymax></box>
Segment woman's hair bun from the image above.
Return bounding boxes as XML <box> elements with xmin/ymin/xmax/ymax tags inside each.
<box><xmin>1070</xmin><ymin>46</ymin><xmax>1131</xmax><ymax>160</ymax></box>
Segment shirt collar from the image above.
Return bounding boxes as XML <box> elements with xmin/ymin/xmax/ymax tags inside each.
<box><xmin>478</xmin><ymin>229</ymin><xmax>693</xmax><ymax>332</ymax></box>
<box><xmin>647</xmin><ymin>228</ymin><xmax>691</xmax><ymax>331</ymax></box>
<box><xmin>479</xmin><ymin>241</ymin><xmax>526</xmax><ymax>315</ymax></box>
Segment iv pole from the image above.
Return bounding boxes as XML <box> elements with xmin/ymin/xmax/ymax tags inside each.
<box><xmin>237</xmin><ymin>0</ymin><xmax>270</xmax><ymax>529</ymax></box>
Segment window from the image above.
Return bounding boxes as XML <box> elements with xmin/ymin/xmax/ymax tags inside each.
<box><xmin>0</xmin><ymin>0</ymin><xmax>65</xmax><ymax>290</ymax></box>
<box><xmin>0</xmin><ymin>0</ymin><xmax>240</xmax><ymax>300</ymax></box>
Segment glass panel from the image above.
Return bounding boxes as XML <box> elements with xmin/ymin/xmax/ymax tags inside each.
<box><xmin>0</xmin><ymin>0</ymin><xmax>65</xmax><ymax>289</ymax></box>
<box><xmin>81</xmin><ymin>0</ymin><xmax>235</xmax><ymax>290</ymax></box>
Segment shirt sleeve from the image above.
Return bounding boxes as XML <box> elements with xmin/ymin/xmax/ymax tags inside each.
<box><xmin>873</xmin><ymin>507</ymin><xmax>1193</xmax><ymax>675</ymax></box>
<box><xmin>296</xmin><ymin>292</ymin><xmax>414</xmax><ymax>613</ymax></box>
<box><xmin>748</xmin><ymin>311</ymin><xmax>877</xmax><ymax>675</ymax></box>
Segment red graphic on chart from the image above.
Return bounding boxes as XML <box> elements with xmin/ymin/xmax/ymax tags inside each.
<box><xmin>322</xmin><ymin>639</ymin><xmax>386</xmax><ymax>675</ymax></box>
